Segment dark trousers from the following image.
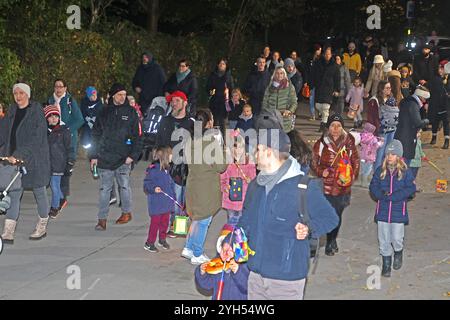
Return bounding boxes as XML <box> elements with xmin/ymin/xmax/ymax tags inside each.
<box><xmin>325</xmin><ymin>194</ymin><xmax>351</xmax><ymax>244</ymax></box>
<box><xmin>147</xmin><ymin>213</ymin><xmax>170</xmax><ymax>244</ymax></box>
<box><xmin>431</xmin><ymin>112</ymin><xmax>449</xmax><ymax>137</ymax></box>
<box><xmin>212</xmin><ymin>111</ymin><xmax>226</xmax><ymax>136</ymax></box>
<box><xmin>61</xmin><ymin>174</ymin><xmax>70</xmax><ymax>198</ymax></box>
<box><xmin>410</xmin><ymin>167</ymin><xmax>419</xmax><ymax>179</ymax></box>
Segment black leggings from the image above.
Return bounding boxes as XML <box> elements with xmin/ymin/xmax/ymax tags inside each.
<box><xmin>431</xmin><ymin>112</ymin><xmax>449</xmax><ymax>137</ymax></box>
<box><xmin>325</xmin><ymin>194</ymin><xmax>351</xmax><ymax>243</ymax></box>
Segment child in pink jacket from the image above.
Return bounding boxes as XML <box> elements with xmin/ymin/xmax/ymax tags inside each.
<box><xmin>360</xmin><ymin>122</ymin><xmax>384</xmax><ymax>188</ymax></box>
<box><xmin>220</xmin><ymin>135</ymin><xmax>256</xmax><ymax>225</ymax></box>
<box><xmin>346</xmin><ymin>76</ymin><xmax>365</xmax><ymax>129</ymax></box>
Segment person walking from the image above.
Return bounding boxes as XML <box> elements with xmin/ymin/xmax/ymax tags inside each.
<box><xmin>1</xmin><ymin>83</ymin><xmax>51</xmax><ymax>243</ymax></box>
<box><xmin>89</xmin><ymin>83</ymin><xmax>143</xmax><ymax>231</ymax></box>
<box><xmin>311</xmin><ymin>114</ymin><xmax>360</xmax><ymax>256</ymax></box>
<box><xmin>428</xmin><ymin>61</ymin><xmax>449</xmax><ymax>149</ymax></box>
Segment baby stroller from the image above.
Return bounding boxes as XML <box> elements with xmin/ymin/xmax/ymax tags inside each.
<box><xmin>0</xmin><ymin>157</ymin><xmax>25</xmax><ymax>215</ymax></box>
<box><xmin>141</xmin><ymin>96</ymin><xmax>172</xmax><ymax>161</ymax></box>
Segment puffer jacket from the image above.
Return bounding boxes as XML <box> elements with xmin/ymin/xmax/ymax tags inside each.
<box><xmin>369</xmin><ymin>167</ymin><xmax>416</xmax><ymax>224</ymax></box>
<box><xmin>262</xmin><ymin>81</ymin><xmax>298</xmax><ymax>132</ymax></box>
<box><xmin>360</xmin><ymin>130</ymin><xmax>383</xmax><ymax>163</ymax></box>
<box><xmin>48</xmin><ymin>124</ymin><xmax>75</xmax><ymax>175</ymax></box>
<box><xmin>311</xmin><ymin>132</ymin><xmax>360</xmax><ymax>196</ymax></box>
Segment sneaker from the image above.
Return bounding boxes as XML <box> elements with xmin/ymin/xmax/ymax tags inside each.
<box><xmin>157</xmin><ymin>240</ymin><xmax>170</xmax><ymax>250</ymax></box>
<box><xmin>48</xmin><ymin>208</ymin><xmax>61</xmax><ymax>219</ymax></box>
<box><xmin>144</xmin><ymin>242</ymin><xmax>159</xmax><ymax>253</ymax></box>
<box><xmin>109</xmin><ymin>197</ymin><xmax>117</xmax><ymax>206</ymax></box>
<box><xmin>190</xmin><ymin>254</ymin><xmax>210</xmax><ymax>265</ymax></box>
<box><xmin>167</xmin><ymin>231</ymin><xmax>178</xmax><ymax>238</ymax></box>
<box><xmin>308</xmin><ymin>116</ymin><xmax>316</xmax><ymax>121</ymax></box>
<box><xmin>181</xmin><ymin>247</ymin><xmax>194</xmax><ymax>260</ymax></box>
<box><xmin>59</xmin><ymin>198</ymin><xmax>68</xmax><ymax>211</ymax></box>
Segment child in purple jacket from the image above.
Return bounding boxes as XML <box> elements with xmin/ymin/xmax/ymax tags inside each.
<box><xmin>359</xmin><ymin>122</ymin><xmax>384</xmax><ymax>188</ymax></box>
<box><xmin>143</xmin><ymin>146</ymin><xmax>175</xmax><ymax>253</ymax></box>
<box><xmin>346</xmin><ymin>76</ymin><xmax>365</xmax><ymax>128</ymax></box>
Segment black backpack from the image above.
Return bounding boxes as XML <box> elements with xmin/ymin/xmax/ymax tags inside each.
<box><xmin>142</xmin><ymin>105</ymin><xmax>167</xmax><ymax>143</ymax></box>
<box><xmin>297</xmin><ymin>174</ymin><xmax>321</xmax><ymax>275</ymax></box>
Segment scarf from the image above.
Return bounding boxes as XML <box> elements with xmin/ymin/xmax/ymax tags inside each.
<box><xmin>216</xmin><ymin>69</ymin><xmax>226</xmax><ymax>77</ymax></box>
<box><xmin>239</xmin><ymin>114</ymin><xmax>253</xmax><ymax>121</ymax></box>
<box><xmin>53</xmin><ymin>92</ymin><xmax>66</xmax><ymax>115</ymax></box>
<box><xmin>176</xmin><ymin>69</ymin><xmax>191</xmax><ymax>84</ymax></box>
<box><xmin>272</xmin><ymin>78</ymin><xmax>289</xmax><ymax>90</ymax></box>
<box><xmin>287</xmin><ymin>69</ymin><xmax>297</xmax><ymax>80</ymax></box>
<box><xmin>256</xmin><ymin>157</ymin><xmax>293</xmax><ymax>195</ymax></box>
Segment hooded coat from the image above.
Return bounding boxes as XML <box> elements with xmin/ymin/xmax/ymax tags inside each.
<box><xmin>132</xmin><ymin>52</ymin><xmax>166</xmax><ymax>112</ymax></box>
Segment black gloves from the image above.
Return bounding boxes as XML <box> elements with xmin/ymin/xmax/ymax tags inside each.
<box><xmin>65</xmin><ymin>161</ymin><xmax>75</xmax><ymax>176</ymax></box>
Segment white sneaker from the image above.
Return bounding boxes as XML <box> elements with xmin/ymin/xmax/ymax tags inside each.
<box><xmin>190</xmin><ymin>254</ymin><xmax>210</xmax><ymax>265</ymax></box>
<box><xmin>181</xmin><ymin>247</ymin><xmax>194</xmax><ymax>260</ymax></box>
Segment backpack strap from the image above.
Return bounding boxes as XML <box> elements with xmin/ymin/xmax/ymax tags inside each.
<box><xmin>297</xmin><ymin>174</ymin><xmax>311</xmax><ymax>230</ymax></box>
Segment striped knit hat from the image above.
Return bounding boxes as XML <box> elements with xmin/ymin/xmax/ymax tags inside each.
<box><xmin>44</xmin><ymin>105</ymin><xmax>60</xmax><ymax>118</ymax></box>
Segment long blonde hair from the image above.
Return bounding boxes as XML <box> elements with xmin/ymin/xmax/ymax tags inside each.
<box><xmin>380</xmin><ymin>157</ymin><xmax>408</xmax><ymax>180</ymax></box>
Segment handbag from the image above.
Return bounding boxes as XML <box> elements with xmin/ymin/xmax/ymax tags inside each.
<box><xmin>347</xmin><ymin>104</ymin><xmax>360</xmax><ymax>119</ymax></box>
<box><xmin>302</xmin><ymin>84</ymin><xmax>311</xmax><ymax>98</ymax></box>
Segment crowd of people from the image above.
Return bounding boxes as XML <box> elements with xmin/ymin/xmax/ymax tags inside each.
<box><xmin>0</xmin><ymin>34</ymin><xmax>449</xmax><ymax>300</ymax></box>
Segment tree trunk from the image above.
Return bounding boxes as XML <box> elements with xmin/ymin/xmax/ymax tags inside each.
<box><xmin>146</xmin><ymin>0</ymin><xmax>159</xmax><ymax>34</ymax></box>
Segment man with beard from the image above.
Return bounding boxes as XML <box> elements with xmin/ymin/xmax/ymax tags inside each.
<box><xmin>343</xmin><ymin>42</ymin><xmax>362</xmax><ymax>82</ymax></box>
<box><xmin>156</xmin><ymin>91</ymin><xmax>195</xmax><ymax>238</ymax></box>
<box><xmin>90</xmin><ymin>83</ymin><xmax>143</xmax><ymax>231</ymax></box>
<box><xmin>132</xmin><ymin>51</ymin><xmax>166</xmax><ymax>115</ymax></box>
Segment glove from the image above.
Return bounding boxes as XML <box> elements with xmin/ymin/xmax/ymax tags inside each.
<box><xmin>422</xmin><ymin>119</ymin><xmax>430</xmax><ymax>126</ymax></box>
<box><xmin>65</xmin><ymin>161</ymin><xmax>75</xmax><ymax>176</ymax></box>
<box><xmin>0</xmin><ymin>194</ymin><xmax>11</xmax><ymax>214</ymax></box>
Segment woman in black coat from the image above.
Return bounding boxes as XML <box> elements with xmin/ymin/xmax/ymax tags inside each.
<box><xmin>428</xmin><ymin>63</ymin><xmax>449</xmax><ymax>149</ymax></box>
<box><xmin>206</xmin><ymin>58</ymin><xmax>234</xmax><ymax>133</ymax></box>
<box><xmin>163</xmin><ymin>59</ymin><xmax>198</xmax><ymax>117</ymax></box>
<box><xmin>1</xmin><ymin>83</ymin><xmax>51</xmax><ymax>243</ymax></box>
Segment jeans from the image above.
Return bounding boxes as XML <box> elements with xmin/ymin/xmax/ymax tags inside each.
<box><xmin>315</xmin><ymin>103</ymin><xmax>331</xmax><ymax>124</ymax></box>
<box><xmin>377</xmin><ymin>221</ymin><xmax>404</xmax><ymax>256</ymax></box>
<box><xmin>227</xmin><ymin>209</ymin><xmax>242</xmax><ymax>226</ymax></box>
<box><xmin>360</xmin><ymin>160</ymin><xmax>374</xmax><ymax>177</ymax></box>
<box><xmin>50</xmin><ymin>175</ymin><xmax>64</xmax><ymax>209</ymax></box>
<box><xmin>309</xmin><ymin>88</ymin><xmax>315</xmax><ymax>116</ymax></box>
<box><xmin>97</xmin><ymin>164</ymin><xmax>132</xmax><ymax>219</ymax></box>
<box><xmin>185</xmin><ymin>216</ymin><xmax>213</xmax><ymax>257</ymax></box>
<box><xmin>354</xmin><ymin>108</ymin><xmax>363</xmax><ymax>122</ymax></box>
<box><xmin>6</xmin><ymin>187</ymin><xmax>49</xmax><ymax>221</ymax></box>
<box><xmin>147</xmin><ymin>213</ymin><xmax>170</xmax><ymax>244</ymax></box>
<box><xmin>248</xmin><ymin>271</ymin><xmax>306</xmax><ymax>300</ymax></box>
<box><xmin>374</xmin><ymin>131</ymin><xmax>395</xmax><ymax>170</ymax></box>
<box><xmin>170</xmin><ymin>183</ymin><xmax>185</xmax><ymax>229</ymax></box>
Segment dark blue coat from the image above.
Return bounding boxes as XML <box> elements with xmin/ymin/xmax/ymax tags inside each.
<box><xmin>238</xmin><ymin>172</ymin><xmax>339</xmax><ymax>281</ymax></box>
<box><xmin>369</xmin><ymin>167</ymin><xmax>416</xmax><ymax>224</ymax></box>
<box><xmin>143</xmin><ymin>162</ymin><xmax>175</xmax><ymax>216</ymax></box>
<box><xmin>235</xmin><ymin>117</ymin><xmax>255</xmax><ymax>132</ymax></box>
<box><xmin>195</xmin><ymin>263</ymin><xmax>249</xmax><ymax>300</ymax></box>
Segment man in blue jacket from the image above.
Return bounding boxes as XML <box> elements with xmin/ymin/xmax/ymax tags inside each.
<box><xmin>238</xmin><ymin>128</ymin><xmax>339</xmax><ymax>300</ymax></box>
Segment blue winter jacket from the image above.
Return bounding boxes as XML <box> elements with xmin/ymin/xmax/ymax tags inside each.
<box><xmin>235</xmin><ymin>116</ymin><xmax>255</xmax><ymax>132</ymax></box>
<box><xmin>237</xmin><ymin>158</ymin><xmax>339</xmax><ymax>281</ymax></box>
<box><xmin>143</xmin><ymin>162</ymin><xmax>175</xmax><ymax>216</ymax></box>
<box><xmin>369</xmin><ymin>167</ymin><xmax>416</xmax><ymax>224</ymax></box>
<box><xmin>194</xmin><ymin>263</ymin><xmax>249</xmax><ymax>300</ymax></box>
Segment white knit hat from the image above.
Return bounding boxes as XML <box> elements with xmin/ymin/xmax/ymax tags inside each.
<box><xmin>13</xmin><ymin>83</ymin><xmax>31</xmax><ymax>98</ymax></box>
<box><xmin>374</xmin><ymin>55</ymin><xmax>384</xmax><ymax>64</ymax></box>
<box><xmin>414</xmin><ymin>85</ymin><xmax>431</xmax><ymax>100</ymax></box>
<box><xmin>383</xmin><ymin>60</ymin><xmax>393</xmax><ymax>73</ymax></box>
<box><xmin>445</xmin><ymin>62</ymin><xmax>450</xmax><ymax>75</ymax></box>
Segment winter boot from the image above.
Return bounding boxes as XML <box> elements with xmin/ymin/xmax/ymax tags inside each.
<box><xmin>443</xmin><ymin>138</ymin><xmax>449</xmax><ymax>149</ymax></box>
<box><xmin>430</xmin><ymin>134</ymin><xmax>437</xmax><ymax>145</ymax></box>
<box><xmin>361</xmin><ymin>175</ymin><xmax>370</xmax><ymax>188</ymax></box>
<box><xmin>331</xmin><ymin>239</ymin><xmax>339</xmax><ymax>253</ymax></box>
<box><xmin>1</xmin><ymin>219</ymin><xmax>17</xmax><ymax>244</ymax></box>
<box><xmin>393</xmin><ymin>250</ymin><xmax>403</xmax><ymax>270</ymax></box>
<box><xmin>325</xmin><ymin>241</ymin><xmax>335</xmax><ymax>256</ymax></box>
<box><xmin>29</xmin><ymin>217</ymin><xmax>49</xmax><ymax>240</ymax></box>
<box><xmin>381</xmin><ymin>256</ymin><xmax>392</xmax><ymax>277</ymax></box>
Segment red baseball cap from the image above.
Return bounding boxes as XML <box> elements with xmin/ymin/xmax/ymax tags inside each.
<box><xmin>166</xmin><ymin>91</ymin><xmax>188</xmax><ymax>103</ymax></box>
